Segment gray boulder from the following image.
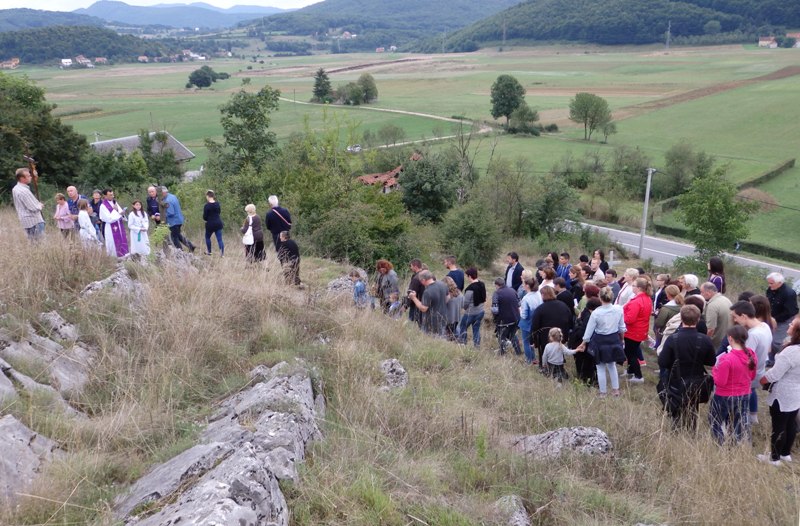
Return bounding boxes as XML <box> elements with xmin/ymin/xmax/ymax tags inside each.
<box><xmin>80</xmin><ymin>265</ymin><xmax>143</xmax><ymax>300</ymax></box>
<box><xmin>380</xmin><ymin>358</ymin><xmax>408</xmax><ymax>390</ymax></box>
<box><xmin>0</xmin><ymin>356</ymin><xmax>81</xmax><ymax>417</ymax></box>
<box><xmin>0</xmin><ymin>415</ymin><xmax>62</xmax><ymax>506</ymax></box>
<box><xmin>38</xmin><ymin>311</ymin><xmax>79</xmax><ymax>341</ymax></box>
<box><xmin>512</xmin><ymin>426</ymin><xmax>612</xmax><ymax>458</ymax></box>
<box><xmin>326</xmin><ymin>267</ymin><xmax>367</xmax><ymax>296</ymax></box>
<box><xmin>494</xmin><ymin>495</ymin><xmax>530</xmax><ymax>526</ymax></box>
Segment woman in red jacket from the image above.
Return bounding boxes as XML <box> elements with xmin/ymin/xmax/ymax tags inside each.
<box><xmin>710</xmin><ymin>325</ymin><xmax>756</xmax><ymax>444</ymax></box>
<box><xmin>623</xmin><ymin>277</ymin><xmax>653</xmax><ymax>383</ymax></box>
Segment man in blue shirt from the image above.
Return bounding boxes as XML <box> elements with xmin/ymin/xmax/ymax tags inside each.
<box><xmin>556</xmin><ymin>252</ymin><xmax>573</xmax><ymax>288</ymax></box>
<box><xmin>66</xmin><ymin>185</ymin><xmax>86</xmax><ymax>234</ymax></box>
<box><xmin>161</xmin><ymin>186</ymin><xmax>195</xmax><ymax>252</ymax></box>
<box><xmin>444</xmin><ymin>256</ymin><xmax>465</xmax><ymax>291</ymax></box>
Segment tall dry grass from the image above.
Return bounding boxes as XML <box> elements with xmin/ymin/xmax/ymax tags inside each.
<box><xmin>1</xmin><ymin>207</ymin><xmax>798</xmax><ymax>525</ymax></box>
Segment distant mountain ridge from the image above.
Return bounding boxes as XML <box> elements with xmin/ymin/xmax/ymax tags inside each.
<box><xmin>151</xmin><ymin>2</ymin><xmax>288</xmax><ymax>15</ymax></box>
<box><xmin>0</xmin><ymin>8</ymin><xmax>106</xmax><ymax>33</ymax></box>
<box><xmin>423</xmin><ymin>0</ymin><xmax>800</xmax><ymax>50</ymax></box>
<box><xmin>75</xmin><ymin>0</ymin><xmax>285</xmax><ymax>29</ymax></box>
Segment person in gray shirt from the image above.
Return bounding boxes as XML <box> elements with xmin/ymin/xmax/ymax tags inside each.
<box><xmin>408</xmin><ymin>270</ymin><xmax>448</xmax><ymax>337</ymax></box>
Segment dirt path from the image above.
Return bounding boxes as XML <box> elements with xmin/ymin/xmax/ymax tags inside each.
<box><xmin>615</xmin><ymin>65</ymin><xmax>800</xmax><ymax>121</ymax></box>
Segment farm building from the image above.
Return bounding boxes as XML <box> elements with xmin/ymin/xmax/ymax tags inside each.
<box><xmin>91</xmin><ymin>131</ymin><xmax>195</xmax><ymax>164</ymax></box>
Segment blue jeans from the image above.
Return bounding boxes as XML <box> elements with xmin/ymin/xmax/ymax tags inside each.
<box><xmin>521</xmin><ymin>328</ymin><xmax>534</xmax><ymax>363</ymax></box>
<box><xmin>24</xmin><ymin>222</ymin><xmax>45</xmax><ymax>241</ymax></box>
<box><xmin>205</xmin><ymin>228</ymin><xmax>224</xmax><ymax>255</ymax></box>
<box><xmin>458</xmin><ymin>311</ymin><xmax>484</xmax><ymax>347</ymax></box>
<box><xmin>709</xmin><ymin>394</ymin><xmax>750</xmax><ymax>444</ymax></box>
<box><xmin>750</xmin><ymin>387</ymin><xmax>758</xmax><ymax>413</ymax></box>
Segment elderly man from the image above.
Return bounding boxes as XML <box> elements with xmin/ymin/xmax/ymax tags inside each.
<box><xmin>66</xmin><ymin>185</ymin><xmax>86</xmax><ymax>232</ymax></box>
<box><xmin>264</xmin><ymin>195</ymin><xmax>292</xmax><ymax>253</ymax></box>
<box><xmin>766</xmin><ymin>272</ymin><xmax>798</xmax><ymax>366</ymax></box>
<box><xmin>161</xmin><ymin>186</ymin><xmax>195</xmax><ymax>252</ymax></box>
<box><xmin>146</xmin><ymin>186</ymin><xmax>162</xmax><ymax>225</ymax></box>
<box><xmin>11</xmin><ymin>167</ymin><xmax>45</xmax><ymax>240</ymax></box>
<box><xmin>408</xmin><ymin>270</ymin><xmax>448</xmax><ymax>337</ymax></box>
<box><xmin>701</xmin><ymin>282</ymin><xmax>732</xmax><ymax>349</ymax></box>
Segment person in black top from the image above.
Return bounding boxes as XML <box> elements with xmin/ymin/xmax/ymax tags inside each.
<box><xmin>407</xmin><ymin>259</ymin><xmax>426</xmax><ymax>326</ymax></box>
<box><xmin>277</xmin><ymin>230</ymin><xmax>301</xmax><ymax>285</ymax></box>
<box><xmin>265</xmin><ymin>195</ymin><xmax>292</xmax><ymax>253</ymax></box>
<box><xmin>203</xmin><ymin>190</ymin><xmax>224</xmax><ymax>256</ymax></box>
<box><xmin>90</xmin><ymin>189</ymin><xmax>104</xmax><ymax>241</ymax></box>
<box><xmin>532</xmin><ymin>286</ymin><xmax>574</xmax><ymax>367</ymax></box>
<box><xmin>146</xmin><ymin>186</ymin><xmax>162</xmax><ymax>225</ymax></box>
<box><xmin>657</xmin><ymin>304</ymin><xmax>716</xmax><ymax>431</ymax></box>
<box><xmin>554</xmin><ymin>277</ymin><xmax>575</xmax><ymax>314</ymax></box>
<box><xmin>767</xmin><ymin>272</ymin><xmax>799</xmax><ymax>363</ymax></box>
<box><xmin>492</xmin><ymin>277</ymin><xmax>521</xmax><ymax>355</ymax></box>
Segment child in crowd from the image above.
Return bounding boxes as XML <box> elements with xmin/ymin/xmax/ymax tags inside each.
<box><xmin>542</xmin><ymin>327</ymin><xmax>577</xmax><ymax>382</ymax></box>
<box><xmin>76</xmin><ymin>199</ymin><xmax>99</xmax><ymax>246</ymax></box>
<box><xmin>350</xmin><ymin>269</ymin><xmax>370</xmax><ymax>309</ymax></box>
<box><xmin>53</xmin><ymin>193</ymin><xmax>74</xmax><ymax>238</ymax></box>
<box><xmin>388</xmin><ymin>291</ymin><xmax>404</xmax><ymax>319</ymax></box>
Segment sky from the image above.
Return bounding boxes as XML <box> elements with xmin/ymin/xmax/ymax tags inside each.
<box><xmin>0</xmin><ymin>0</ymin><xmax>319</xmax><ymax>11</ymax></box>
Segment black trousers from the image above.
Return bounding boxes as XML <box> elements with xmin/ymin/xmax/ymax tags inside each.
<box><xmin>169</xmin><ymin>225</ymin><xmax>193</xmax><ymax>251</ymax></box>
<box><xmin>769</xmin><ymin>400</ymin><xmax>799</xmax><ymax>461</ymax></box>
<box><xmin>624</xmin><ymin>337</ymin><xmax>643</xmax><ymax>379</ymax></box>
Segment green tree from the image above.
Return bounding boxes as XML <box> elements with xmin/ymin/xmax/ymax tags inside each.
<box><xmin>377</xmin><ymin>124</ymin><xmax>405</xmax><ymax>146</ymax></box>
<box><xmin>439</xmin><ymin>199</ymin><xmax>502</xmax><ymax>268</ymax></box>
<box><xmin>188</xmin><ymin>67</ymin><xmax>213</xmax><ymax>88</ymax></box>
<box><xmin>357</xmin><ymin>73</ymin><xmax>378</xmax><ymax>103</ymax></box>
<box><xmin>337</xmin><ymin>82</ymin><xmax>364</xmax><ymax>105</ymax></box>
<box><xmin>569</xmin><ymin>92</ymin><xmax>612</xmax><ymax>141</ymax></box>
<box><xmin>138</xmin><ymin>130</ymin><xmax>183</xmax><ymax>187</ymax></box>
<box><xmin>601</xmin><ymin>121</ymin><xmax>617</xmax><ymax>143</ymax></box>
<box><xmin>508</xmin><ymin>101</ymin><xmax>539</xmax><ymax>134</ymax></box>
<box><xmin>678</xmin><ymin>166</ymin><xmax>758</xmax><ymax>258</ymax></box>
<box><xmin>312</xmin><ymin>67</ymin><xmax>332</xmax><ymax>102</ymax></box>
<box><xmin>78</xmin><ymin>148</ymin><xmax>149</xmax><ymax>191</ymax></box>
<box><xmin>398</xmin><ymin>153</ymin><xmax>459</xmax><ymax>222</ymax></box>
<box><xmin>652</xmin><ymin>140</ymin><xmax>714</xmax><ymax>199</ymax></box>
<box><xmin>490</xmin><ymin>74</ymin><xmax>525</xmax><ymax>127</ymax></box>
<box><xmin>206</xmin><ymin>85</ymin><xmax>280</xmax><ymax>172</ymax></box>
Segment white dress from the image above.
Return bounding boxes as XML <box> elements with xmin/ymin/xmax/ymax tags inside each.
<box><xmin>128</xmin><ymin>211</ymin><xmax>150</xmax><ymax>256</ymax></box>
<box><xmin>78</xmin><ymin>210</ymin><xmax>99</xmax><ymax>246</ymax></box>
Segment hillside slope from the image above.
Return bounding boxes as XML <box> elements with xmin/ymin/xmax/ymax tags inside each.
<box><xmin>75</xmin><ymin>0</ymin><xmax>273</xmax><ymax>29</ymax></box>
<box><xmin>248</xmin><ymin>0</ymin><xmax>523</xmax><ymax>50</ymax></box>
<box><xmin>0</xmin><ymin>8</ymin><xmax>106</xmax><ymax>32</ymax></box>
<box><xmin>416</xmin><ymin>0</ymin><xmax>799</xmax><ymax>50</ymax></box>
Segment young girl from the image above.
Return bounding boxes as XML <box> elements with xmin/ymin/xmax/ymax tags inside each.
<box><xmin>387</xmin><ymin>291</ymin><xmax>404</xmax><ymax>319</ymax></box>
<box><xmin>444</xmin><ymin>276</ymin><xmax>463</xmax><ymax>341</ymax></box>
<box><xmin>53</xmin><ymin>193</ymin><xmax>74</xmax><ymax>238</ymax></box>
<box><xmin>128</xmin><ymin>200</ymin><xmax>150</xmax><ymax>256</ymax></box>
<box><xmin>542</xmin><ymin>327</ymin><xmax>576</xmax><ymax>382</ymax></box>
<box><xmin>350</xmin><ymin>269</ymin><xmax>370</xmax><ymax>309</ymax></box>
<box><xmin>77</xmin><ymin>198</ymin><xmax>99</xmax><ymax>246</ymax></box>
<box><xmin>710</xmin><ymin>325</ymin><xmax>756</xmax><ymax>445</ymax></box>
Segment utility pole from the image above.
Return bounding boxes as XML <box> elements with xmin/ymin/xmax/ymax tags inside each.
<box><xmin>502</xmin><ymin>18</ymin><xmax>507</xmax><ymax>50</ymax></box>
<box><xmin>638</xmin><ymin>167</ymin><xmax>656</xmax><ymax>258</ymax></box>
<box><xmin>665</xmin><ymin>20</ymin><xmax>671</xmax><ymax>50</ymax></box>
<box><xmin>442</xmin><ymin>29</ymin><xmax>446</xmax><ymax>54</ymax></box>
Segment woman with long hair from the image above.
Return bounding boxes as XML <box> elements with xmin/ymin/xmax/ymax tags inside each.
<box><xmin>759</xmin><ymin>315</ymin><xmax>800</xmax><ymax>465</ymax></box>
<box><xmin>710</xmin><ymin>325</ymin><xmax>757</xmax><ymax>444</ymax></box>
<box><xmin>708</xmin><ymin>256</ymin><xmax>726</xmax><ymax>294</ymax></box>
<box><xmin>578</xmin><ymin>287</ymin><xmax>626</xmax><ymax>397</ymax></box>
<box><xmin>622</xmin><ymin>277</ymin><xmax>653</xmax><ymax>383</ymax></box>
<box><xmin>203</xmin><ymin>190</ymin><xmax>224</xmax><ymax>256</ymax></box>
<box><xmin>375</xmin><ymin>259</ymin><xmax>398</xmax><ymax>313</ymax></box>
<box><xmin>443</xmin><ymin>276</ymin><xmax>463</xmax><ymax>341</ymax></box>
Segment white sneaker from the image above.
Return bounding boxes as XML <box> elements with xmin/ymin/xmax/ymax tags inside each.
<box><xmin>780</xmin><ymin>455</ymin><xmax>793</xmax><ymax>462</ymax></box>
<box><xmin>628</xmin><ymin>377</ymin><xmax>645</xmax><ymax>384</ymax></box>
<box><xmin>750</xmin><ymin>412</ymin><xmax>759</xmax><ymax>425</ymax></box>
<box><xmin>757</xmin><ymin>454</ymin><xmax>782</xmax><ymax>466</ymax></box>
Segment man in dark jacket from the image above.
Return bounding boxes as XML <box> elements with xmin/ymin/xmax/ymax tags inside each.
<box><xmin>554</xmin><ymin>277</ymin><xmax>575</xmax><ymax>314</ymax></box>
<box><xmin>277</xmin><ymin>231</ymin><xmax>300</xmax><ymax>285</ymax></box>
<box><xmin>505</xmin><ymin>252</ymin><xmax>524</xmax><ymax>292</ymax></box>
<box><xmin>657</xmin><ymin>304</ymin><xmax>716</xmax><ymax>431</ymax></box>
<box><xmin>492</xmin><ymin>278</ymin><xmax>521</xmax><ymax>355</ymax></box>
<box><xmin>407</xmin><ymin>259</ymin><xmax>426</xmax><ymax>326</ymax></box>
<box><xmin>265</xmin><ymin>195</ymin><xmax>292</xmax><ymax>253</ymax></box>
<box><xmin>766</xmin><ymin>272</ymin><xmax>799</xmax><ymax>364</ymax></box>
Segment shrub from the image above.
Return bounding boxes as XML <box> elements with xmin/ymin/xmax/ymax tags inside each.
<box><xmin>439</xmin><ymin>199</ymin><xmax>502</xmax><ymax>268</ymax></box>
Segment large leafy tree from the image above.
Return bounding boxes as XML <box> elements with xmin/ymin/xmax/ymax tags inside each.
<box><xmin>312</xmin><ymin>67</ymin><xmax>332</xmax><ymax>102</ymax></box>
<box><xmin>206</xmin><ymin>85</ymin><xmax>280</xmax><ymax>172</ymax></box>
<box><xmin>490</xmin><ymin>74</ymin><xmax>525</xmax><ymax>127</ymax></box>
<box><xmin>678</xmin><ymin>166</ymin><xmax>758</xmax><ymax>257</ymax></box>
<box><xmin>398</xmin><ymin>153</ymin><xmax>459</xmax><ymax>222</ymax></box>
<box><xmin>569</xmin><ymin>92</ymin><xmax>611</xmax><ymax>140</ymax></box>
<box><xmin>1</xmin><ymin>72</ymin><xmax>87</xmax><ymax>195</ymax></box>
<box><xmin>357</xmin><ymin>73</ymin><xmax>378</xmax><ymax>103</ymax></box>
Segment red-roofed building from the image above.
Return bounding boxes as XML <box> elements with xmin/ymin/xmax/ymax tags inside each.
<box><xmin>357</xmin><ymin>165</ymin><xmax>401</xmax><ymax>193</ymax></box>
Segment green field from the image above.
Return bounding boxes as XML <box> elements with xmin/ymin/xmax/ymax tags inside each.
<box><xmin>11</xmin><ymin>45</ymin><xmax>800</xmax><ymax>253</ymax></box>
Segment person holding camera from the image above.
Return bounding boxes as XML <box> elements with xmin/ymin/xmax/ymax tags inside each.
<box><xmin>758</xmin><ymin>315</ymin><xmax>800</xmax><ymax>466</ymax></box>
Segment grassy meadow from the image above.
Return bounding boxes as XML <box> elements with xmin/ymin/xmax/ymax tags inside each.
<box><xmin>1</xmin><ymin>218</ymin><xmax>798</xmax><ymax>525</ymax></box>
<box><xmin>10</xmin><ymin>44</ymin><xmax>800</xmax><ymax>253</ymax></box>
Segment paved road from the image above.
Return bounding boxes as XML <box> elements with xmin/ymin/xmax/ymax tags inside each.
<box><xmin>581</xmin><ymin>222</ymin><xmax>800</xmax><ymax>282</ymax></box>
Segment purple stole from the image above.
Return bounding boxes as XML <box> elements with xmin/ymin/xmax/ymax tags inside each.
<box><xmin>104</xmin><ymin>200</ymin><xmax>129</xmax><ymax>257</ymax></box>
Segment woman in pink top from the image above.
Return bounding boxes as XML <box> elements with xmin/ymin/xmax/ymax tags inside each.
<box><xmin>710</xmin><ymin>325</ymin><xmax>757</xmax><ymax>444</ymax></box>
<box><xmin>53</xmin><ymin>193</ymin><xmax>74</xmax><ymax>238</ymax></box>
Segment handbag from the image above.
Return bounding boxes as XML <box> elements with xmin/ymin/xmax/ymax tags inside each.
<box><xmin>657</xmin><ymin>358</ymin><xmax>686</xmax><ymax>412</ymax></box>
<box><xmin>242</xmin><ymin>217</ymin><xmax>254</xmax><ymax>245</ymax></box>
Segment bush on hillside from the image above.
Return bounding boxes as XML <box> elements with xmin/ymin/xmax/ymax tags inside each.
<box><xmin>439</xmin><ymin>200</ymin><xmax>502</xmax><ymax>269</ymax></box>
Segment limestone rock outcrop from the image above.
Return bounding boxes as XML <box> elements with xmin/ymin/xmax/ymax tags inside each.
<box><xmin>0</xmin><ymin>415</ymin><xmax>63</xmax><ymax>507</ymax></box>
<box><xmin>379</xmin><ymin>358</ymin><xmax>408</xmax><ymax>391</ymax></box>
<box><xmin>512</xmin><ymin>426</ymin><xmax>612</xmax><ymax>459</ymax></box>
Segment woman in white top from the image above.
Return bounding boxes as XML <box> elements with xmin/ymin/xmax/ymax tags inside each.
<box><xmin>759</xmin><ymin>315</ymin><xmax>800</xmax><ymax>465</ymax></box>
<box><xmin>77</xmin><ymin>199</ymin><xmax>99</xmax><ymax>246</ymax></box>
<box><xmin>614</xmin><ymin>268</ymin><xmax>639</xmax><ymax>306</ymax></box>
<box><xmin>128</xmin><ymin>200</ymin><xmax>150</xmax><ymax>256</ymax></box>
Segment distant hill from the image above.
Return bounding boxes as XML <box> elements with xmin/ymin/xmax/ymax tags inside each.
<box><xmin>75</xmin><ymin>0</ymin><xmax>279</xmax><ymax>29</ymax></box>
<box><xmin>0</xmin><ymin>8</ymin><xmax>106</xmax><ymax>32</ymax></box>
<box><xmin>248</xmin><ymin>0</ymin><xmax>523</xmax><ymax>51</ymax></box>
<box><xmin>421</xmin><ymin>0</ymin><xmax>800</xmax><ymax>51</ymax></box>
<box><xmin>0</xmin><ymin>25</ymin><xmax>178</xmax><ymax>63</ymax></box>
<box><xmin>153</xmin><ymin>2</ymin><xmax>287</xmax><ymax>15</ymax></box>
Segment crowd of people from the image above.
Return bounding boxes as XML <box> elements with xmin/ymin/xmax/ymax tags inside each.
<box><xmin>10</xmin><ymin>166</ymin><xmax>301</xmax><ymax>284</ymax></box>
<box><xmin>355</xmin><ymin>250</ymin><xmax>800</xmax><ymax>462</ymax></box>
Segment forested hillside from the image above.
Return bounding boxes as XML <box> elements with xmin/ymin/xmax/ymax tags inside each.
<box><xmin>247</xmin><ymin>0</ymin><xmax>522</xmax><ymax>51</ymax></box>
<box><xmin>0</xmin><ymin>26</ymin><xmax>176</xmax><ymax>63</ymax></box>
<box><xmin>0</xmin><ymin>8</ymin><xmax>105</xmax><ymax>32</ymax></box>
<box><xmin>414</xmin><ymin>0</ymin><xmax>799</xmax><ymax>51</ymax></box>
